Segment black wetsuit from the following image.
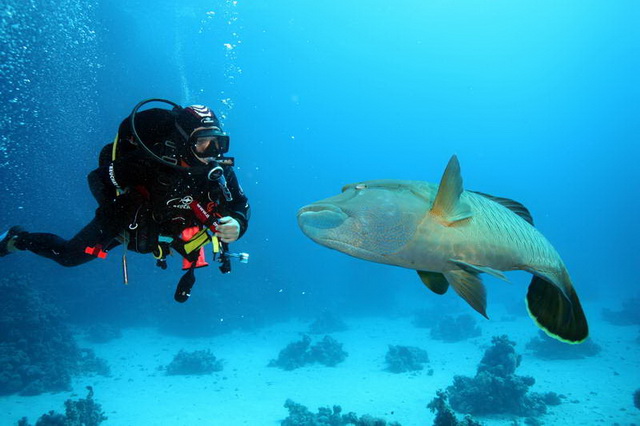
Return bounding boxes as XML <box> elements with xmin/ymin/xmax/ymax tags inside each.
<box><xmin>15</xmin><ymin>109</ymin><xmax>250</xmax><ymax>267</ymax></box>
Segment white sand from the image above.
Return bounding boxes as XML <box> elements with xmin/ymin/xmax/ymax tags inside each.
<box><xmin>1</xmin><ymin>303</ymin><xmax>639</xmax><ymax>425</ymax></box>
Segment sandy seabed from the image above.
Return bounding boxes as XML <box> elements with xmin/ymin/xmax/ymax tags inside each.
<box><xmin>1</xmin><ymin>303</ymin><xmax>639</xmax><ymax>426</ymax></box>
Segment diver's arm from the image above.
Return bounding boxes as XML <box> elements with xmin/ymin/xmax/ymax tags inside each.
<box><xmin>88</xmin><ymin>168</ymin><xmax>117</xmax><ymax>205</ymax></box>
<box><xmin>88</xmin><ymin>150</ymin><xmax>149</xmax><ymax>204</ymax></box>
<box><xmin>219</xmin><ymin>167</ymin><xmax>251</xmax><ymax>239</ymax></box>
<box><xmin>215</xmin><ymin>216</ymin><xmax>241</xmax><ymax>243</ymax></box>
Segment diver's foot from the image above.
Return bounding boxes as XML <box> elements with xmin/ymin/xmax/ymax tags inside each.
<box><xmin>0</xmin><ymin>226</ymin><xmax>24</xmax><ymax>257</ymax></box>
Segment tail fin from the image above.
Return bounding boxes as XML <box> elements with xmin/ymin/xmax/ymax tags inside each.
<box><xmin>525</xmin><ymin>275</ymin><xmax>589</xmax><ymax>343</ymax></box>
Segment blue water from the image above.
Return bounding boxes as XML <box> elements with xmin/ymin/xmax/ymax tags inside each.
<box><xmin>0</xmin><ymin>1</ymin><xmax>638</xmax><ymax>425</ymax></box>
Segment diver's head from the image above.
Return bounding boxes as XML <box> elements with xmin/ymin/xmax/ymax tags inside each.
<box><xmin>174</xmin><ymin>105</ymin><xmax>230</xmax><ymax>163</ymax></box>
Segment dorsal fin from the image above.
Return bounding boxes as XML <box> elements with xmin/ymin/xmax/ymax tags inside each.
<box><xmin>430</xmin><ymin>155</ymin><xmax>472</xmax><ymax>225</ymax></box>
<box><xmin>471</xmin><ymin>190</ymin><xmax>534</xmax><ymax>226</ymax></box>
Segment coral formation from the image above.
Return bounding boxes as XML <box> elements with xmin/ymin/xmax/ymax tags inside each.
<box><xmin>165</xmin><ymin>349</ymin><xmax>223</xmax><ymax>375</ymax></box>
<box><xmin>281</xmin><ymin>399</ymin><xmax>401</xmax><ymax>426</ymax></box>
<box><xmin>430</xmin><ymin>314</ymin><xmax>481</xmax><ymax>342</ymax></box>
<box><xmin>385</xmin><ymin>345</ymin><xmax>429</xmax><ymax>373</ymax></box>
<box><xmin>269</xmin><ymin>335</ymin><xmax>348</xmax><ymax>370</ymax></box>
<box><xmin>0</xmin><ymin>275</ymin><xmax>80</xmax><ymax>395</ymax></box>
<box><xmin>427</xmin><ymin>390</ymin><xmax>483</xmax><ymax>426</ymax></box>
<box><xmin>447</xmin><ymin>335</ymin><xmax>561</xmax><ymax>417</ymax></box>
<box><xmin>77</xmin><ymin>349</ymin><xmax>111</xmax><ymax>377</ymax></box>
<box><xmin>269</xmin><ymin>335</ymin><xmax>313</xmax><ymax>371</ymax></box>
<box><xmin>17</xmin><ymin>386</ymin><xmax>107</xmax><ymax>426</ymax></box>
<box><xmin>525</xmin><ymin>331</ymin><xmax>601</xmax><ymax>360</ymax></box>
<box><xmin>601</xmin><ymin>297</ymin><xmax>640</xmax><ymax>325</ymax></box>
<box><xmin>477</xmin><ymin>335</ymin><xmax>521</xmax><ymax>377</ymax></box>
<box><xmin>308</xmin><ymin>311</ymin><xmax>348</xmax><ymax>334</ymax></box>
<box><xmin>308</xmin><ymin>336</ymin><xmax>348</xmax><ymax>367</ymax></box>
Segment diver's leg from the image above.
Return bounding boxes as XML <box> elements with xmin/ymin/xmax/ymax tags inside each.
<box><xmin>0</xmin><ymin>226</ymin><xmax>24</xmax><ymax>256</ymax></box>
<box><xmin>12</xmin><ymin>216</ymin><xmax>121</xmax><ymax>267</ymax></box>
<box><xmin>3</xmin><ymin>192</ymin><xmax>143</xmax><ymax>266</ymax></box>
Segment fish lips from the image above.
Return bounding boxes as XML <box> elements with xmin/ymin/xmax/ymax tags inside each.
<box><xmin>297</xmin><ymin>204</ymin><xmax>348</xmax><ymax>234</ymax></box>
<box><xmin>297</xmin><ymin>203</ymin><xmax>389</xmax><ymax>263</ymax></box>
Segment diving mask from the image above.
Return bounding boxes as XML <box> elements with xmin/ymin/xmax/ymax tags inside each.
<box><xmin>191</xmin><ymin>128</ymin><xmax>230</xmax><ymax>158</ymax></box>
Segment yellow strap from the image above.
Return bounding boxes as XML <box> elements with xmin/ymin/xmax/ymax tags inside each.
<box><xmin>111</xmin><ymin>133</ymin><xmax>119</xmax><ymax>161</ymax></box>
<box><xmin>183</xmin><ymin>228</ymin><xmax>211</xmax><ymax>254</ymax></box>
<box><xmin>111</xmin><ymin>133</ymin><xmax>123</xmax><ymax>197</ymax></box>
<box><xmin>153</xmin><ymin>244</ymin><xmax>164</xmax><ymax>259</ymax></box>
<box><xmin>211</xmin><ymin>235</ymin><xmax>220</xmax><ymax>254</ymax></box>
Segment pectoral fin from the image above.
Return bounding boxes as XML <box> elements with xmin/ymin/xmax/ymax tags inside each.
<box><xmin>449</xmin><ymin>259</ymin><xmax>509</xmax><ymax>282</ymax></box>
<box><xmin>430</xmin><ymin>155</ymin><xmax>472</xmax><ymax>226</ymax></box>
<box><xmin>417</xmin><ymin>270</ymin><xmax>449</xmax><ymax>295</ymax></box>
<box><xmin>443</xmin><ymin>268</ymin><xmax>488</xmax><ymax>318</ymax></box>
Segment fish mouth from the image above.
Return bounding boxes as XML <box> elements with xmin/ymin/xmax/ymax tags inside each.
<box><xmin>297</xmin><ymin>203</ymin><xmax>389</xmax><ymax>263</ymax></box>
<box><xmin>297</xmin><ymin>204</ymin><xmax>348</xmax><ymax>231</ymax></box>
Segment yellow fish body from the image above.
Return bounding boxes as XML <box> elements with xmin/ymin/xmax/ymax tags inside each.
<box><xmin>297</xmin><ymin>155</ymin><xmax>588</xmax><ymax>343</ymax></box>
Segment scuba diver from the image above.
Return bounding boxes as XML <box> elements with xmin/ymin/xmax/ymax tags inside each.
<box><xmin>0</xmin><ymin>99</ymin><xmax>250</xmax><ymax>302</ymax></box>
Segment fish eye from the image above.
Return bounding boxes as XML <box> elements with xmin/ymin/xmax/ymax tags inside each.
<box><xmin>355</xmin><ymin>184</ymin><xmax>367</xmax><ymax>190</ymax></box>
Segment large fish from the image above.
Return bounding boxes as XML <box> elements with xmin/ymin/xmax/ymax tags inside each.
<box><xmin>297</xmin><ymin>155</ymin><xmax>588</xmax><ymax>343</ymax></box>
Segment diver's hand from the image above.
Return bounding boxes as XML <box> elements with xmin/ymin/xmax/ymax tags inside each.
<box><xmin>216</xmin><ymin>216</ymin><xmax>240</xmax><ymax>243</ymax></box>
